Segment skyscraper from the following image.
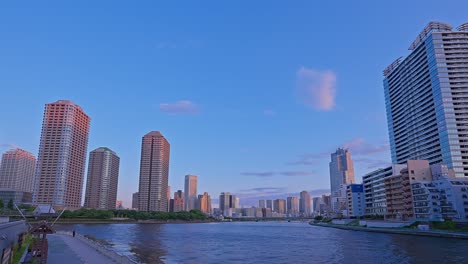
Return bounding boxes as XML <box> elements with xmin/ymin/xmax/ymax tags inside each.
<box><xmin>273</xmin><ymin>199</ymin><xmax>286</xmax><ymax>214</ymax></box>
<box><xmin>286</xmin><ymin>197</ymin><xmax>299</xmax><ymax>215</ymax></box>
<box><xmin>384</xmin><ymin>21</ymin><xmax>468</xmax><ymax>177</ymax></box>
<box><xmin>132</xmin><ymin>192</ymin><xmax>139</xmax><ymax>210</ymax></box>
<box><xmin>33</xmin><ymin>100</ymin><xmax>90</xmax><ymax>208</ymax></box>
<box><xmin>84</xmin><ymin>147</ymin><xmax>120</xmax><ymax>210</ymax></box>
<box><xmin>197</xmin><ymin>192</ymin><xmax>212</xmax><ymax>214</ymax></box>
<box><xmin>138</xmin><ymin>131</ymin><xmax>170</xmax><ymax>212</ymax></box>
<box><xmin>173</xmin><ymin>190</ymin><xmax>184</xmax><ymax>212</ymax></box>
<box><xmin>266</xmin><ymin>200</ymin><xmax>273</xmax><ymax>210</ymax></box>
<box><xmin>258</xmin><ymin>200</ymin><xmax>266</xmax><ymax>208</ymax></box>
<box><xmin>329</xmin><ymin>148</ymin><xmax>355</xmax><ymax>193</ymax></box>
<box><xmin>0</xmin><ymin>148</ymin><xmax>36</xmax><ymax>193</ymax></box>
<box><xmin>219</xmin><ymin>192</ymin><xmax>231</xmax><ymax>211</ymax></box>
<box><xmin>299</xmin><ymin>191</ymin><xmax>312</xmax><ymax>216</ymax></box>
<box><xmin>184</xmin><ymin>174</ymin><xmax>198</xmax><ymax>211</ymax></box>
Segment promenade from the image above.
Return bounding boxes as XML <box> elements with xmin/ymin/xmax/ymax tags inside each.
<box><xmin>48</xmin><ymin>234</ymin><xmax>116</xmax><ymax>264</ymax></box>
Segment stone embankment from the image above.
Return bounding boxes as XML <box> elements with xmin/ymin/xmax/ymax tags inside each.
<box><xmin>309</xmin><ymin>222</ymin><xmax>468</xmax><ymax>239</ymax></box>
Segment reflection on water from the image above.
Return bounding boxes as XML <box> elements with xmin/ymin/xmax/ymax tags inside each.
<box><xmin>55</xmin><ymin>222</ymin><xmax>468</xmax><ymax>264</ymax></box>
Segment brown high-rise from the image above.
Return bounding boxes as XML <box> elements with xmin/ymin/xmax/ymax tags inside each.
<box><xmin>84</xmin><ymin>147</ymin><xmax>120</xmax><ymax>210</ymax></box>
<box><xmin>0</xmin><ymin>148</ymin><xmax>36</xmax><ymax>193</ymax></box>
<box><xmin>33</xmin><ymin>100</ymin><xmax>90</xmax><ymax>209</ymax></box>
<box><xmin>138</xmin><ymin>131</ymin><xmax>170</xmax><ymax>212</ymax></box>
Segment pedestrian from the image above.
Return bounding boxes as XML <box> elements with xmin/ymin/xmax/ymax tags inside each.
<box><xmin>72</xmin><ymin>230</ymin><xmax>76</xmax><ymax>237</ymax></box>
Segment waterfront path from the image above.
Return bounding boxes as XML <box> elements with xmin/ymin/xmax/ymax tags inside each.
<box><xmin>48</xmin><ymin>234</ymin><xmax>116</xmax><ymax>264</ymax></box>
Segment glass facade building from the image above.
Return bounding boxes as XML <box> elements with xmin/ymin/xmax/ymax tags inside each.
<box><xmin>384</xmin><ymin>22</ymin><xmax>468</xmax><ymax>177</ymax></box>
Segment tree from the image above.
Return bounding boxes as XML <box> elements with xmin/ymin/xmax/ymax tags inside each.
<box><xmin>7</xmin><ymin>199</ymin><xmax>14</xmax><ymax>210</ymax></box>
<box><xmin>0</xmin><ymin>199</ymin><xmax>4</xmax><ymax>209</ymax></box>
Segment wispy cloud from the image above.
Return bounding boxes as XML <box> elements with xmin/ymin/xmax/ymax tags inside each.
<box><xmin>0</xmin><ymin>143</ymin><xmax>18</xmax><ymax>149</ymax></box>
<box><xmin>239</xmin><ymin>187</ymin><xmax>287</xmax><ymax>194</ymax></box>
<box><xmin>288</xmin><ymin>138</ymin><xmax>389</xmax><ymax>168</ymax></box>
<box><xmin>159</xmin><ymin>100</ymin><xmax>200</xmax><ymax>115</ymax></box>
<box><xmin>353</xmin><ymin>158</ymin><xmax>391</xmax><ymax>169</ymax></box>
<box><xmin>240</xmin><ymin>172</ymin><xmax>275</xmax><ymax>177</ymax></box>
<box><xmin>278</xmin><ymin>171</ymin><xmax>314</xmax><ymax>176</ymax></box>
<box><xmin>342</xmin><ymin>138</ymin><xmax>389</xmax><ymax>156</ymax></box>
<box><xmin>287</xmin><ymin>153</ymin><xmax>329</xmax><ymax>166</ymax></box>
<box><xmin>241</xmin><ymin>171</ymin><xmax>314</xmax><ymax>177</ymax></box>
<box><xmin>296</xmin><ymin>67</ymin><xmax>336</xmax><ymax>111</ymax></box>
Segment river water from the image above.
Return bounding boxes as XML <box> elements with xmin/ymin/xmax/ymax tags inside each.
<box><xmin>55</xmin><ymin>222</ymin><xmax>468</xmax><ymax>264</ymax></box>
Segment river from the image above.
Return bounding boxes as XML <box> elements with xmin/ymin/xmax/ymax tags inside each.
<box><xmin>55</xmin><ymin>222</ymin><xmax>468</xmax><ymax>264</ymax></box>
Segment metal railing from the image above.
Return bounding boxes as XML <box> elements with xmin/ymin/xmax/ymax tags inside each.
<box><xmin>56</xmin><ymin>231</ymin><xmax>139</xmax><ymax>264</ymax></box>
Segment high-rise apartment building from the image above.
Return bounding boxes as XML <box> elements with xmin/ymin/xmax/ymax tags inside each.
<box><xmin>273</xmin><ymin>199</ymin><xmax>286</xmax><ymax>214</ymax></box>
<box><xmin>184</xmin><ymin>175</ymin><xmax>198</xmax><ymax>211</ymax></box>
<box><xmin>197</xmin><ymin>192</ymin><xmax>212</xmax><ymax>214</ymax></box>
<box><xmin>84</xmin><ymin>147</ymin><xmax>120</xmax><ymax>210</ymax></box>
<box><xmin>132</xmin><ymin>192</ymin><xmax>139</xmax><ymax>210</ymax></box>
<box><xmin>33</xmin><ymin>100</ymin><xmax>90</xmax><ymax>209</ymax></box>
<box><xmin>173</xmin><ymin>190</ymin><xmax>184</xmax><ymax>212</ymax></box>
<box><xmin>258</xmin><ymin>200</ymin><xmax>266</xmax><ymax>208</ymax></box>
<box><xmin>329</xmin><ymin>148</ymin><xmax>355</xmax><ymax>193</ymax></box>
<box><xmin>138</xmin><ymin>131</ymin><xmax>170</xmax><ymax>212</ymax></box>
<box><xmin>299</xmin><ymin>191</ymin><xmax>312</xmax><ymax>216</ymax></box>
<box><xmin>266</xmin><ymin>200</ymin><xmax>273</xmax><ymax>210</ymax></box>
<box><xmin>286</xmin><ymin>197</ymin><xmax>299</xmax><ymax>215</ymax></box>
<box><xmin>384</xmin><ymin>21</ymin><xmax>468</xmax><ymax>177</ymax></box>
<box><xmin>219</xmin><ymin>192</ymin><xmax>231</xmax><ymax>211</ymax></box>
<box><xmin>0</xmin><ymin>148</ymin><xmax>36</xmax><ymax>193</ymax></box>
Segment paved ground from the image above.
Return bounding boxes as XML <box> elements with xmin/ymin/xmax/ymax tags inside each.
<box><xmin>47</xmin><ymin>234</ymin><xmax>115</xmax><ymax>264</ymax></box>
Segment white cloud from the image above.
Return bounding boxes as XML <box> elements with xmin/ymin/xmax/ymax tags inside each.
<box><xmin>296</xmin><ymin>67</ymin><xmax>337</xmax><ymax>111</ymax></box>
<box><xmin>342</xmin><ymin>138</ymin><xmax>389</xmax><ymax>156</ymax></box>
<box><xmin>159</xmin><ymin>100</ymin><xmax>200</xmax><ymax>114</ymax></box>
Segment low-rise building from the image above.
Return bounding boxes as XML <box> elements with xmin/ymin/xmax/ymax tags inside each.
<box><xmin>385</xmin><ymin>160</ymin><xmax>432</xmax><ymax>221</ymax></box>
<box><xmin>363</xmin><ymin>165</ymin><xmax>406</xmax><ymax>216</ymax></box>
<box><xmin>346</xmin><ymin>184</ymin><xmax>365</xmax><ymax>217</ymax></box>
<box><xmin>0</xmin><ymin>189</ymin><xmax>32</xmax><ymax>206</ymax></box>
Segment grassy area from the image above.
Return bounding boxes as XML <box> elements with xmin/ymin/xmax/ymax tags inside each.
<box><xmin>346</xmin><ymin>220</ymin><xmax>360</xmax><ymax>226</ymax></box>
<box><xmin>12</xmin><ymin>234</ymin><xmax>32</xmax><ymax>264</ymax></box>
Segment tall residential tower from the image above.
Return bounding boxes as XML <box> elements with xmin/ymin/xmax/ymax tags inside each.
<box><xmin>384</xmin><ymin>21</ymin><xmax>468</xmax><ymax>177</ymax></box>
<box><xmin>184</xmin><ymin>174</ymin><xmax>198</xmax><ymax>211</ymax></box>
<box><xmin>0</xmin><ymin>148</ymin><xmax>36</xmax><ymax>193</ymax></box>
<box><xmin>84</xmin><ymin>147</ymin><xmax>120</xmax><ymax>210</ymax></box>
<box><xmin>299</xmin><ymin>191</ymin><xmax>312</xmax><ymax>216</ymax></box>
<box><xmin>138</xmin><ymin>131</ymin><xmax>170</xmax><ymax>212</ymax></box>
<box><xmin>33</xmin><ymin>100</ymin><xmax>90</xmax><ymax>208</ymax></box>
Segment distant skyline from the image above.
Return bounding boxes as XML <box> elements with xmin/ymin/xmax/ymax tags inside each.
<box><xmin>1</xmin><ymin>1</ymin><xmax>467</xmax><ymax>207</ymax></box>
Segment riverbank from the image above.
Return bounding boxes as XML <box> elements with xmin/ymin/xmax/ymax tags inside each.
<box><xmin>48</xmin><ymin>219</ymin><xmax>215</xmax><ymax>224</ymax></box>
<box><xmin>309</xmin><ymin>222</ymin><xmax>468</xmax><ymax>239</ymax></box>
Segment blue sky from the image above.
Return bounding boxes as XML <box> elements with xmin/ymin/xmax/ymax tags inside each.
<box><xmin>1</xmin><ymin>1</ymin><xmax>467</xmax><ymax>207</ymax></box>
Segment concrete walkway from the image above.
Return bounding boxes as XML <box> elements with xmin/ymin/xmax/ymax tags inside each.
<box><xmin>48</xmin><ymin>234</ymin><xmax>115</xmax><ymax>264</ymax></box>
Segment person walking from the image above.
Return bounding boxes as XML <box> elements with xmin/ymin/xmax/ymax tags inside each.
<box><xmin>72</xmin><ymin>230</ymin><xmax>76</xmax><ymax>237</ymax></box>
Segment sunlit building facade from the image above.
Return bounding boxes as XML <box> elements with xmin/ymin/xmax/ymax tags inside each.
<box><xmin>184</xmin><ymin>174</ymin><xmax>198</xmax><ymax>211</ymax></box>
<box><xmin>197</xmin><ymin>192</ymin><xmax>212</xmax><ymax>215</ymax></box>
<box><xmin>138</xmin><ymin>131</ymin><xmax>170</xmax><ymax>212</ymax></box>
<box><xmin>33</xmin><ymin>100</ymin><xmax>90</xmax><ymax>209</ymax></box>
<box><xmin>329</xmin><ymin>148</ymin><xmax>355</xmax><ymax>193</ymax></box>
<box><xmin>0</xmin><ymin>148</ymin><xmax>36</xmax><ymax>193</ymax></box>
